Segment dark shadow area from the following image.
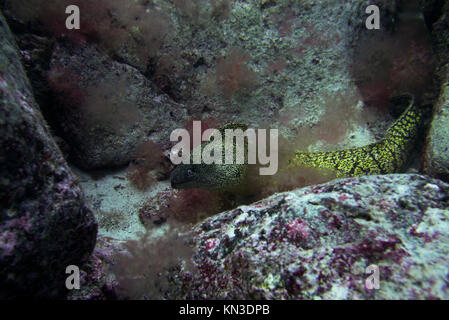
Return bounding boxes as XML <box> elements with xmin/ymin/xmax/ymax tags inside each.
<box><xmin>350</xmin><ymin>0</ymin><xmax>439</xmax><ymax>113</ymax></box>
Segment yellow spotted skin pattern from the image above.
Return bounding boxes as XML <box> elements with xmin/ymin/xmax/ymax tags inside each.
<box><xmin>288</xmin><ymin>95</ymin><xmax>424</xmax><ymax>177</ymax></box>
<box><xmin>171</xmin><ymin>94</ymin><xmax>425</xmax><ymax>191</ymax></box>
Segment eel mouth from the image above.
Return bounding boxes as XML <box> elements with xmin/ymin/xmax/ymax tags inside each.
<box><xmin>170</xmin><ymin>169</ymin><xmax>192</xmax><ymax>189</ymax></box>
<box><xmin>170</xmin><ymin>174</ymin><xmax>182</xmax><ymax>189</ymax></box>
<box><xmin>170</xmin><ymin>180</ymin><xmax>186</xmax><ymax>189</ymax></box>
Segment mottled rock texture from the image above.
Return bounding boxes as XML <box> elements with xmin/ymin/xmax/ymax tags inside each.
<box><xmin>424</xmin><ymin>0</ymin><xmax>449</xmax><ymax>182</ymax></box>
<box><xmin>66</xmin><ymin>236</ymin><xmax>122</xmax><ymax>300</ymax></box>
<box><xmin>3</xmin><ymin>0</ymin><xmax>419</xmax><ymax>170</ymax></box>
<box><xmin>170</xmin><ymin>174</ymin><xmax>449</xmax><ymax>299</ymax></box>
<box><xmin>45</xmin><ymin>42</ymin><xmax>186</xmax><ymax>169</ymax></box>
<box><xmin>0</xmin><ymin>12</ymin><xmax>97</xmax><ymax>298</ymax></box>
<box><xmin>67</xmin><ymin>174</ymin><xmax>449</xmax><ymax>300</ymax></box>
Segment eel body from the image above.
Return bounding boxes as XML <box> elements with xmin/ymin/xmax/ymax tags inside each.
<box><xmin>170</xmin><ymin>123</ymin><xmax>249</xmax><ymax>190</ymax></box>
<box><xmin>288</xmin><ymin>94</ymin><xmax>423</xmax><ymax>177</ymax></box>
<box><xmin>171</xmin><ymin>94</ymin><xmax>425</xmax><ymax>190</ymax></box>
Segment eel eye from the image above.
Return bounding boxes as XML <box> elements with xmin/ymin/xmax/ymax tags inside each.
<box><xmin>186</xmin><ymin>169</ymin><xmax>193</xmax><ymax>177</ymax></box>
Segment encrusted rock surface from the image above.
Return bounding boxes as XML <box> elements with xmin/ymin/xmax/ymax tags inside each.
<box><xmin>66</xmin><ymin>236</ymin><xmax>123</xmax><ymax>300</ymax></box>
<box><xmin>0</xmin><ymin>12</ymin><xmax>97</xmax><ymax>298</ymax></box>
<box><xmin>171</xmin><ymin>174</ymin><xmax>449</xmax><ymax>299</ymax></box>
<box><xmin>45</xmin><ymin>42</ymin><xmax>186</xmax><ymax>169</ymax></box>
<box><xmin>3</xmin><ymin>0</ymin><xmax>408</xmax><ymax>169</ymax></box>
<box><xmin>424</xmin><ymin>0</ymin><xmax>449</xmax><ymax>182</ymax></box>
<box><xmin>425</xmin><ymin>84</ymin><xmax>449</xmax><ymax>182</ymax></box>
<box><xmin>67</xmin><ymin>174</ymin><xmax>449</xmax><ymax>300</ymax></box>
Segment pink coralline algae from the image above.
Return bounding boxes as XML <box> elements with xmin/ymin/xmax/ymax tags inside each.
<box><xmin>204</xmin><ymin>238</ymin><xmax>219</xmax><ymax>251</ymax></box>
<box><xmin>0</xmin><ymin>231</ymin><xmax>17</xmax><ymax>258</ymax></box>
<box><xmin>165</xmin><ymin>174</ymin><xmax>449</xmax><ymax>299</ymax></box>
<box><xmin>285</xmin><ymin>218</ymin><xmax>310</xmax><ymax>241</ymax></box>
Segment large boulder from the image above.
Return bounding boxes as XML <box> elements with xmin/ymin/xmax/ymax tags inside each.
<box><xmin>423</xmin><ymin>0</ymin><xmax>449</xmax><ymax>182</ymax></box>
<box><xmin>171</xmin><ymin>174</ymin><xmax>449</xmax><ymax>299</ymax></box>
<box><xmin>425</xmin><ymin>84</ymin><xmax>449</xmax><ymax>182</ymax></box>
<box><xmin>0</xmin><ymin>12</ymin><xmax>97</xmax><ymax>298</ymax></box>
<box><xmin>44</xmin><ymin>42</ymin><xmax>186</xmax><ymax>169</ymax></box>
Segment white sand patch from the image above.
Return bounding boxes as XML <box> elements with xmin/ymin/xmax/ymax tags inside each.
<box><xmin>71</xmin><ymin>165</ymin><xmax>170</xmax><ymax>240</ymax></box>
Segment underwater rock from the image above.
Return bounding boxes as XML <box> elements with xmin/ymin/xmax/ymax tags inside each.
<box><xmin>160</xmin><ymin>0</ymin><xmax>384</xmax><ymax>134</ymax></box>
<box><xmin>45</xmin><ymin>42</ymin><xmax>186</xmax><ymax>169</ymax></box>
<box><xmin>173</xmin><ymin>174</ymin><xmax>449</xmax><ymax>299</ymax></box>
<box><xmin>424</xmin><ymin>1</ymin><xmax>449</xmax><ymax>182</ymax></box>
<box><xmin>425</xmin><ymin>84</ymin><xmax>449</xmax><ymax>182</ymax></box>
<box><xmin>3</xmin><ymin>0</ymin><xmax>404</xmax><ymax>161</ymax></box>
<box><xmin>0</xmin><ymin>12</ymin><xmax>97</xmax><ymax>298</ymax></box>
<box><xmin>66</xmin><ymin>236</ymin><xmax>123</xmax><ymax>300</ymax></box>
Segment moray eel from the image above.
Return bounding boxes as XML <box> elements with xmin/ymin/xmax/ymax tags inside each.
<box><xmin>171</xmin><ymin>94</ymin><xmax>425</xmax><ymax>190</ymax></box>
<box><xmin>170</xmin><ymin>123</ymin><xmax>249</xmax><ymax>190</ymax></box>
<box><xmin>288</xmin><ymin>94</ymin><xmax>424</xmax><ymax>177</ymax></box>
